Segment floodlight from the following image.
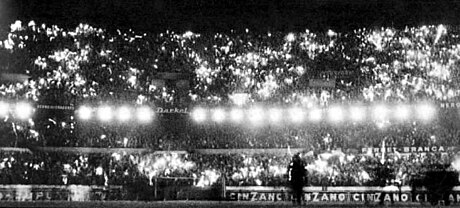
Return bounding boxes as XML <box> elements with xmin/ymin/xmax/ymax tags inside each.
<box><xmin>97</xmin><ymin>106</ymin><xmax>113</xmax><ymax>121</ymax></box>
<box><xmin>117</xmin><ymin>106</ymin><xmax>132</xmax><ymax>121</ymax></box>
<box><xmin>309</xmin><ymin>108</ymin><xmax>322</xmax><ymax>122</ymax></box>
<box><xmin>230</xmin><ymin>109</ymin><xmax>243</xmax><ymax>122</ymax></box>
<box><xmin>0</xmin><ymin>102</ymin><xmax>9</xmax><ymax>117</ymax></box>
<box><xmin>394</xmin><ymin>105</ymin><xmax>410</xmax><ymax>121</ymax></box>
<box><xmin>248</xmin><ymin>107</ymin><xmax>264</xmax><ymax>124</ymax></box>
<box><xmin>136</xmin><ymin>106</ymin><xmax>153</xmax><ymax>122</ymax></box>
<box><xmin>192</xmin><ymin>108</ymin><xmax>206</xmax><ymax>122</ymax></box>
<box><xmin>77</xmin><ymin>106</ymin><xmax>92</xmax><ymax>120</ymax></box>
<box><xmin>212</xmin><ymin>109</ymin><xmax>225</xmax><ymax>122</ymax></box>
<box><xmin>373</xmin><ymin>105</ymin><xmax>388</xmax><ymax>120</ymax></box>
<box><xmin>328</xmin><ymin>106</ymin><xmax>344</xmax><ymax>122</ymax></box>
<box><xmin>416</xmin><ymin>104</ymin><xmax>436</xmax><ymax>121</ymax></box>
<box><xmin>289</xmin><ymin>107</ymin><xmax>305</xmax><ymax>123</ymax></box>
<box><xmin>350</xmin><ymin>106</ymin><xmax>365</xmax><ymax>122</ymax></box>
<box><xmin>15</xmin><ymin>102</ymin><xmax>33</xmax><ymax>120</ymax></box>
<box><xmin>269</xmin><ymin>108</ymin><xmax>282</xmax><ymax>122</ymax></box>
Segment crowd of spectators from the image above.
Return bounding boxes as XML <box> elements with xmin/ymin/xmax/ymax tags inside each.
<box><xmin>0</xmin><ymin>149</ymin><xmax>457</xmax><ymax>188</ymax></box>
<box><xmin>0</xmin><ymin>21</ymin><xmax>460</xmax><ymax>188</ymax></box>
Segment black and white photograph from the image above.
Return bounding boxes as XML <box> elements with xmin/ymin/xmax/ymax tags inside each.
<box><xmin>1</xmin><ymin>0</ymin><xmax>460</xmax><ymax>207</ymax></box>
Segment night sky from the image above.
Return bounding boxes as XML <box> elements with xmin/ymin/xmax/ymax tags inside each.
<box><xmin>1</xmin><ymin>0</ymin><xmax>460</xmax><ymax>34</ymax></box>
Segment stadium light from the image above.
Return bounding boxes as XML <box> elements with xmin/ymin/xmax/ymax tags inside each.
<box><xmin>373</xmin><ymin>105</ymin><xmax>388</xmax><ymax>120</ymax></box>
<box><xmin>248</xmin><ymin>107</ymin><xmax>264</xmax><ymax>124</ymax></box>
<box><xmin>15</xmin><ymin>102</ymin><xmax>33</xmax><ymax>120</ymax></box>
<box><xmin>289</xmin><ymin>107</ymin><xmax>304</xmax><ymax>123</ymax></box>
<box><xmin>394</xmin><ymin>105</ymin><xmax>410</xmax><ymax>121</ymax></box>
<box><xmin>212</xmin><ymin>108</ymin><xmax>225</xmax><ymax>122</ymax></box>
<box><xmin>328</xmin><ymin>106</ymin><xmax>344</xmax><ymax>122</ymax></box>
<box><xmin>268</xmin><ymin>108</ymin><xmax>282</xmax><ymax>122</ymax></box>
<box><xmin>116</xmin><ymin>106</ymin><xmax>132</xmax><ymax>121</ymax></box>
<box><xmin>136</xmin><ymin>106</ymin><xmax>153</xmax><ymax>122</ymax></box>
<box><xmin>416</xmin><ymin>103</ymin><xmax>436</xmax><ymax>121</ymax></box>
<box><xmin>192</xmin><ymin>108</ymin><xmax>206</xmax><ymax>122</ymax></box>
<box><xmin>350</xmin><ymin>106</ymin><xmax>365</xmax><ymax>122</ymax></box>
<box><xmin>97</xmin><ymin>106</ymin><xmax>113</xmax><ymax>121</ymax></box>
<box><xmin>77</xmin><ymin>106</ymin><xmax>92</xmax><ymax>120</ymax></box>
<box><xmin>230</xmin><ymin>109</ymin><xmax>243</xmax><ymax>122</ymax></box>
<box><xmin>309</xmin><ymin>108</ymin><xmax>322</xmax><ymax>122</ymax></box>
<box><xmin>0</xmin><ymin>102</ymin><xmax>9</xmax><ymax>117</ymax></box>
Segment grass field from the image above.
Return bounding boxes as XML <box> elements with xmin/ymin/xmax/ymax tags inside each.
<box><xmin>0</xmin><ymin>201</ymin><xmax>446</xmax><ymax>208</ymax></box>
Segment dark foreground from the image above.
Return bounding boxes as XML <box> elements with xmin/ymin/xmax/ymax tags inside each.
<box><xmin>0</xmin><ymin>201</ymin><xmax>447</xmax><ymax>208</ymax></box>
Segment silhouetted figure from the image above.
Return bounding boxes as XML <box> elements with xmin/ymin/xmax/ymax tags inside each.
<box><xmin>287</xmin><ymin>154</ymin><xmax>307</xmax><ymax>205</ymax></box>
<box><xmin>377</xmin><ymin>162</ymin><xmax>394</xmax><ymax>205</ymax></box>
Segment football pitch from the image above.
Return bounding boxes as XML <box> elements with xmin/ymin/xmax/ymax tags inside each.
<box><xmin>0</xmin><ymin>201</ymin><xmax>445</xmax><ymax>208</ymax></box>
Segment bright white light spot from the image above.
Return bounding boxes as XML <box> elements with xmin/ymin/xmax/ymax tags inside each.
<box><xmin>248</xmin><ymin>107</ymin><xmax>264</xmax><ymax>124</ymax></box>
<box><xmin>212</xmin><ymin>109</ymin><xmax>225</xmax><ymax>122</ymax></box>
<box><xmin>78</xmin><ymin>106</ymin><xmax>92</xmax><ymax>120</ymax></box>
<box><xmin>117</xmin><ymin>106</ymin><xmax>132</xmax><ymax>121</ymax></box>
<box><xmin>309</xmin><ymin>108</ymin><xmax>322</xmax><ymax>122</ymax></box>
<box><xmin>0</xmin><ymin>102</ymin><xmax>9</xmax><ymax>117</ymax></box>
<box><xmin>269</xmin><ymin>108</ymin><xmax>282</xmax><ymax>122</ymax></box>
<box><xmin>373</xmin><ymin>105</ymin><xmax>388</xmax><ymax>120</ymax></box>
<box><xmin>394</xmin><ymin>105</ymin><xmax>410</xmax><ymax>121</ymax></box>
<box><xmin>350</xmin><ymin>106</ymin><xmax>365</xmax><ymax>122</ymax></box>
<box><xmin>286</xmin><ymin>33</ymin><xmax>296</xmax><ymax>42</ymax></box>
<box><xmin>328</xmin><ymin>106</ymin><xmax>344</xmax><ymax>122</ymax></box>
<box><xmin>289</xmin><ymin>107</ymin><xmax>305</xmax><ymax>123</ymax></box>
<box><xmin>192</xmin><ymin>108</ymin><xmax>207</xmax><ymax>122</ymax></box>
<box><xmin>416</xmin><ymin>104</ymin><xmax>436</xmax><ymax>121</ymax></box>
<box><xmin>327</xmin><ymin>29</ymin><xmax>337</xmax><ymax>37</ymax></box>
<box><xmin>230</xmin><ymin>109</ymin><xmax>243</xmax><ymax>122</ymax></box>
<box><xmin>15</xmin><ymin>103</ymin><xmax>33</xmax><ymax>120</ymax></box>
<box><xmin>136</xmin><ymin>106</ymin><xmax>153</xmax><ymax>122</ymax></box>
<box><xmin>97</xmin><ymin>106</ymin><xmax>113</xmax><ymax>121</ymax></box>
<box><xmin>183</xmin><ymin>31</ymin><xmax>194</xmax><ymax>38</ymax></box>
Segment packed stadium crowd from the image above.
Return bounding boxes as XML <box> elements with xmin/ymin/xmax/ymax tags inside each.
<box><xmin>0</xmin><ymin>20</ymin><xmax>459</xmax><ymax>190</ymax></box>
<box><xmin>0</xmin><ymin>149</ymin><xmax>456</xmax><ymax>188</ymax></box>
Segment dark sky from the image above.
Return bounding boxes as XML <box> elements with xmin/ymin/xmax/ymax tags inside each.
<box><xmin>1</xmin><ymin>0</ymin><xmax>460</xmax><ymax>34</ymax></box>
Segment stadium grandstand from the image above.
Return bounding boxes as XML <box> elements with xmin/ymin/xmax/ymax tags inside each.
<box><xmin>1</xmin><ymin>0</ymin><xmax>460</xmax><ymax>207</ymax></box>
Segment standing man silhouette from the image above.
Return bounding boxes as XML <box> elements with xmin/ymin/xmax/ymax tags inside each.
<box><xmin>288</xmin><ymin>153</ymin><xmax>307</xmax><ymax>205</ymax></box>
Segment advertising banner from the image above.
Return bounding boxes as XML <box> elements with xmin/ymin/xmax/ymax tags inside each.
<box><xmin>0</xmin><ymin>185</ymin><xmax>122</xmax><ymax>201</ymax></box>
<box><xmin>361</xmin><ymin>146</ymin><xmax>447</xmax><ymax>154</ymax></box>
<box><xmin>226</xmin><ymin>186</ymin><xmax>460</xmax><ymax>203</ymax></box>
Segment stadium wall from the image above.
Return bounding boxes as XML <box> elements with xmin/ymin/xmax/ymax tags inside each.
<box><xmin>1</xmin><ymin>185</ymin><xmax>460</xmax><ymax>203</ymax></box>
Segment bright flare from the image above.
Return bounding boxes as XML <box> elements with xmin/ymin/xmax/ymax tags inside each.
<box><xmin>350</xmin><ymin>106</ymin><xmax>365</xmax><ymax>122</ymax></box>
<box><xmin>230</xmin><ymin>109</ymin><xmax>243</xmax><ymax>122</ymax></box>
<box><xmin>192</xmin><ymin>108</ymin><xmax>206</xmax><ymax>122</ymax></box>
<box><xmin>269</xmin><ymin>108</ymin><xmax>282</xmax><ymax>122</ymax></box>
<box><xmin>416</xmin><ymin>104</ymin><xmax>436</xmax><ymax>121</ymax></box>
<box><xmin>97</xmin><ymin>106</ymin><xmax>113</xmax><ymax>121</ymax></box>
<box><xmin>394</xmin><ymin>105</ymin><xmax>410</xmax><ymax>121</ymax></box>
<box><xmin>289</xmin><ymin>107</ymin><xmax>304</xmax><ymax>123</ymax></box>
<box><xmin>77</xmin><ymin>106</ymin><xmax>92</xmax><ymax>120</ymax></box>
<box><xmin>309</xmin><ymin>108</ymin><xmax>322</xmax><ymax>122</ymax></box>
<box><xmin>136</xmin><ymin>106</ymin><xmax>153</xmax><ymax>122</ymax></box>
<box><xmin>286</xmin><ymin>33</ymin><xmax>296</xmax><ymax>42</ymax></box>
<box><xmin>117</xmin><ymin>106</ymin><xmax>132</xmax><ymax>121</ymax></box>
<box><xmin>328</xmin><ymin>106</ymin><xmax>344</xmax><ymax>122</ymax></box>
<box><xmin>212</xmin><ymin>109</ymin><xmax>225</xmax><ymax>122</ymax></box>
<box><xmin>0</xmin><ymin>102</ymin><xmax>9</xmax><ymax>117</ymax></box>
<box><xmin>15</xmin><ymin>103</ymin><xmax>33</xmax><ymax>120</ymax></box>
<box><xmin>373</xmin><ymin>105</ymin><xmax>388</xmax><ymax>120</ymax></box>
<box><xmin>248</xmin><ymin>107</ymin><xmax>264</xmax><ymax>124</ymax></box>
